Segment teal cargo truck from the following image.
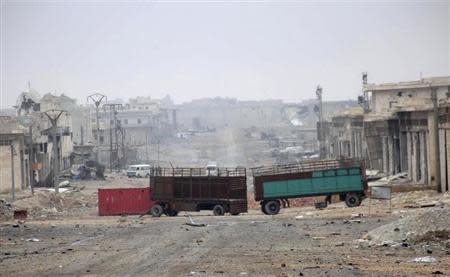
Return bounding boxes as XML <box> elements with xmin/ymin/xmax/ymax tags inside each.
<box><xmin>251</xmin><ymin>159</ymin><xmax>368</xmax><ymax>215</ymax></box>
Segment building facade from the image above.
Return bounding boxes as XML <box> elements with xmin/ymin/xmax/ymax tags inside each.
<box><xmin>363</xmin><ymin>76</ymin><xmax>450</xmax><ymax>188</ymax></box>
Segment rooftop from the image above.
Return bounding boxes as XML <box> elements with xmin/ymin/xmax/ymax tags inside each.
<box><xmin>0</xmin><ymin>116</ymin><xmax>27</xmax><ymax>135</ymax></box>
<box><xmin>364</xmin><ymin>76</ymin><xmax>450</xmax><ymax>92</ymax></box>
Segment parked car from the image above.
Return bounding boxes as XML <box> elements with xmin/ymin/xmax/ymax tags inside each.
<box><xmin>126</xmin><ymin>164</ymin><xmax>151</xmax><ymax>178</ymax></box>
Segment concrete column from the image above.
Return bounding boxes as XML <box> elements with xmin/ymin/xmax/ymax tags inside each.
<box><xmin>429</xmin><ymin>91</ymin><xmax>441</xmax><ymax>190</ymax></box>
<box><xmin>356</xmin><ymin>131</ymin><xmax>361</xmax><ymax>158</ymax></box>
<box><xmin>407</xmin><ymin>132</ymin><xmax>412</xmax><ymax>179</ymax></box>
<box><xmin>382</xmin><ymin>136</ymin><xmax>388</xmax><ymax>174</ymax></box>
<box><xmin>419</xmin><ymin>132</ymin><xmax>428</xmax><ymax>184</ymax></box>
<box><xmin>446</xmin><ymin>130</ymin><xmax>450</xmax><ymax>192</ymax></box>
<box><xmin>388</xmin><ymin>136</ymin><xmax>394</xmax><ymax>175</ymax></box>
<box><xmin>439</xmin><ymin>129</ymin><xmax>446</xmax><ymax>190</ymax></box>
<box><xmin>412</xmin><ymin>132</ymin><xmax>419</xmax><ymax>182</ymax></box>
<box><xmin>350</xmin><ymin>132</ymin><xmax>354</xmax><ymax>158</ymax></box>
<box><xmin>399</xmin><ymin>132</ymin><xmax>407</xmax><ymax>172</ymax></box>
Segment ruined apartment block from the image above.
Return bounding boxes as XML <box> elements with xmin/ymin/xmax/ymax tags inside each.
<box><xmin>0</xmin><ymin>91</ymin><xmax>78</xmax><ymax>193</ymax></box>
<box><xmin>324</xmin><ymin>107</ymin><xmax>365</xmax><ymax>160</ymax></box>
<box><xmin>90</xmin><ymin>96</ymin><xmax>177</xmax><ymax>167</ymax></box>
<box><xmin>363</xmin><ymin>76</ymin><xmax>450</xmax><ymax>189</ymax></box>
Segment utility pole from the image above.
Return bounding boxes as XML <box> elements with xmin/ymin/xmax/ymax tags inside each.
<box><xmin>28</xmin><ymin>125</ymin><xmax>34</xmax><ymax>194</ymax></box>
<box><xmin>315</xmin><ymin>85</ymin><xmax>325</xmax><ymax>159</ymax></box>
<box><xmin>43</xmin><ymin>109</ymin><xmax>66</xmax><ymax>193</ymax></box>
<box><xmin>10</xmin><ymin>144</ymin><xmax>16</xmax><ymax>201</ymax></box>
<box><xmin>103</xmin><ymin>103</ymin><xmax>122</xmax><ymax>171</ymax></box>
<box><xmin>87</xmin><ymin>93</ymin><xmax>107</xmax><ymax>161</ymax></box>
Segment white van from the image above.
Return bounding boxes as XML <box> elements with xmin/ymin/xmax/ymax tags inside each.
<box><xmin>206</xmin><ymin>161</ymin><xmax>218</xmax><ymax>176</ymax></box>
<box><xmin>126</xmin><ymin>164</ymin><xmax>151</xmax><ymax>178</ymax></box>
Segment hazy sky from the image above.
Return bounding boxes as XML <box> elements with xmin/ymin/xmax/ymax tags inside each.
<box><xmin>1</xmin><ymin>0</ymin><xmax>449</xmax><ymax>108</ymax></box>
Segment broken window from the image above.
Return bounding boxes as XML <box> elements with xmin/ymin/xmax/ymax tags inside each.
<box><xmin>100</xmin><ymin>136</ymin><xmax>104</xmax><ymax>144</ymax></box>
<box><xmin>137</xmin><ymin>118</ymin><xmax>142</xmax><ymax>124</ymax></box>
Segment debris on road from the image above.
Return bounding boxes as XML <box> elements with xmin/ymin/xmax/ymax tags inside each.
<box><xmin>367</xmin><ymin>205</ymin><xmax>450</xmax><ymax>244</ymax></box>
<box><xmin>411</xmin><ymin>256</ymin><xmax>437</xmax><ymax>263</ymax></box>
<box><xmin>186</xmin><ymin>216</ymin><xmax>206</xmax><ymax>227</ymax></box>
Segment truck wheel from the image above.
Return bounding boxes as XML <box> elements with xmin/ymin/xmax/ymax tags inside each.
<box><xmin>213</xmin><ymin>205</ymin><xmax>225</xmax><ymax>216</ymax></box>
<box><xmin>261</xmin><ymin>202</ymin><xmax>268</xmax><ymax>215</ymax></box>
<box><xmin>345</xmin><ymin>193</ymin><xmax>361</xmax><ymax>208</ymax></box>
<box><xmin>151</xmin><ymin>204</ymin><xmax>164</xmax><ymax>217</ymax></box>
<box><xmin>264</xmin><ymin>200</ymin><xmax>280</xmax><ymax>215</ymax></box>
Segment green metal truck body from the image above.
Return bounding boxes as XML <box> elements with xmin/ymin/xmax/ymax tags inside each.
<box><xmin>252</xmin><ymin>159</ymin><xmax>367</xmax><ymax>215</ymax></box>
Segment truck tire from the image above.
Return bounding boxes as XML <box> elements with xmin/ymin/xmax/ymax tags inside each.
<box><xmin>151</xmin><ymin>204</ymin><xmax>164</xmax><ymax>217</ymax></box>
<box><xmin>345</xmin><ymin>193</ymin><xmax>361</xmax><ymax>208</ymax></box>
<box><xmin>261</xmin><ymin>203</ymin><xmax>269</xmax><ymax>215</ymax></box>
<box><xmin>264</xmin><ymin>200</ymin><xmax>281</xmax><ymax>215</ymax></box>
<box><xmin>213</xmin><ymin>205</ymin><xmax>225</xmax><ymax>216</ymax></box>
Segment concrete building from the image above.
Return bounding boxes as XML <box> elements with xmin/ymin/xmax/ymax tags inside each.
<box><xmin>0</xmin><ymin>116</ymin><xmax>29</xmax><ymax>194</ymax></box>
<box><xmin>363</xmin><ymin>76</ymin><xmax>450</xmax><ymax>188</ymax></box>
<box><xmin>91</xmin><ymin>96</ymin><xmax>177</xmax><ymax>167</ymax></box>
<box><xmin>12</xmin><ymin>91</ymin><xmax>76</xmax><ymax>187</ymax></box>
<box><xmin>323</xmin><ymin>107</ymin><xmax>365</xmax><ymax>160</ymax></box>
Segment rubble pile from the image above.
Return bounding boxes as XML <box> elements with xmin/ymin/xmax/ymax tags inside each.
<box><xmin>0</xmin><ymin>199</ymin><xmax>14</xmax><ymax>220</ymax></box>
<box><xmin>11</xmin><ymin>189</ymin><xmax>96</xmax><ymax>219</ymax></box>
<box><xmin>391</xmin><ymin>190</ymin><xmax>444</xmax><ymax>207</ymax></box>
<box><xmin>367</xmin><ymin>204</ymin><xmax>450</xmax><ymax>244</ymax></box>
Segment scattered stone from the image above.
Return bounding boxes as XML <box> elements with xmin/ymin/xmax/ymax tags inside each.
<box><xmin>368</xmin><ymin>205</ymin><xmax>450</xmax><ymax>244</ymax></box>
<box><xmin>411</xmin><ymin>256</ymin><xmax>437</xmax><ymax>263</ymax></box>
<box><xmin>351</xmin><ymin>213</ymin><xmax>363</xmax><ymax>219</ymax></box>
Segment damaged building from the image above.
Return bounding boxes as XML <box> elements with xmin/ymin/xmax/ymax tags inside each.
<box><xmin>363</xmin><ymin>77</ymin><xmax>450</xmax><ymax>189</ymax></box>
<box><xmin>0</xmin><ymin>90</ymin><xmax>78</xmax><ymax>191</ymax></box>
<box><xmin>0</xmin><ymin>116</ymin><xmax>29</xmax><ymax>193</ymax></box>
<box><xmin>91</xmin><ymin>96</ymin><xmax>177</xmax><ymax>167</ymax></box>
<box><xmin>321</xmin><ymin>107</ymin><xmax>365</xmax><ymax>160</ymax></box>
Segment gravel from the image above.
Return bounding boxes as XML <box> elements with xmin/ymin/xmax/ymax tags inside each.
<box><xmin>367</xmin><ymin>204</ymin><xmax>450</xmax><ymax>244</ymax></box>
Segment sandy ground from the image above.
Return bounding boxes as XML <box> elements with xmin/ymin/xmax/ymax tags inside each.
<box><xmin>1</xmin><ymin>178</ymin><xmax>450</xmax><ymax>276</ymax></box>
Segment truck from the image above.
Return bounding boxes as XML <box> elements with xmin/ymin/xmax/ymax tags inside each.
<box><xmin>149</xmin><ymin>167</ymin><xmax>247</xmax><ymax>217</ymax></box>
<box><xmin>251</xmin><ymin>159</ymin><xmax>368</xmax><ymax>215</ymax></box>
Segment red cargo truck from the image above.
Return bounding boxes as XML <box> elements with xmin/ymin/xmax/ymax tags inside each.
<box><xmin>149</xmin><ymin>167</ymin><xmax>247</xmax><ymax>216</ymax></box>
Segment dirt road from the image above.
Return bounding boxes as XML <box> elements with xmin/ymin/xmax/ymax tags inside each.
<box><xmin>2</xmin><ymin>208</ymin><xmax>449</xmax><ymax>276</ymax></box>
